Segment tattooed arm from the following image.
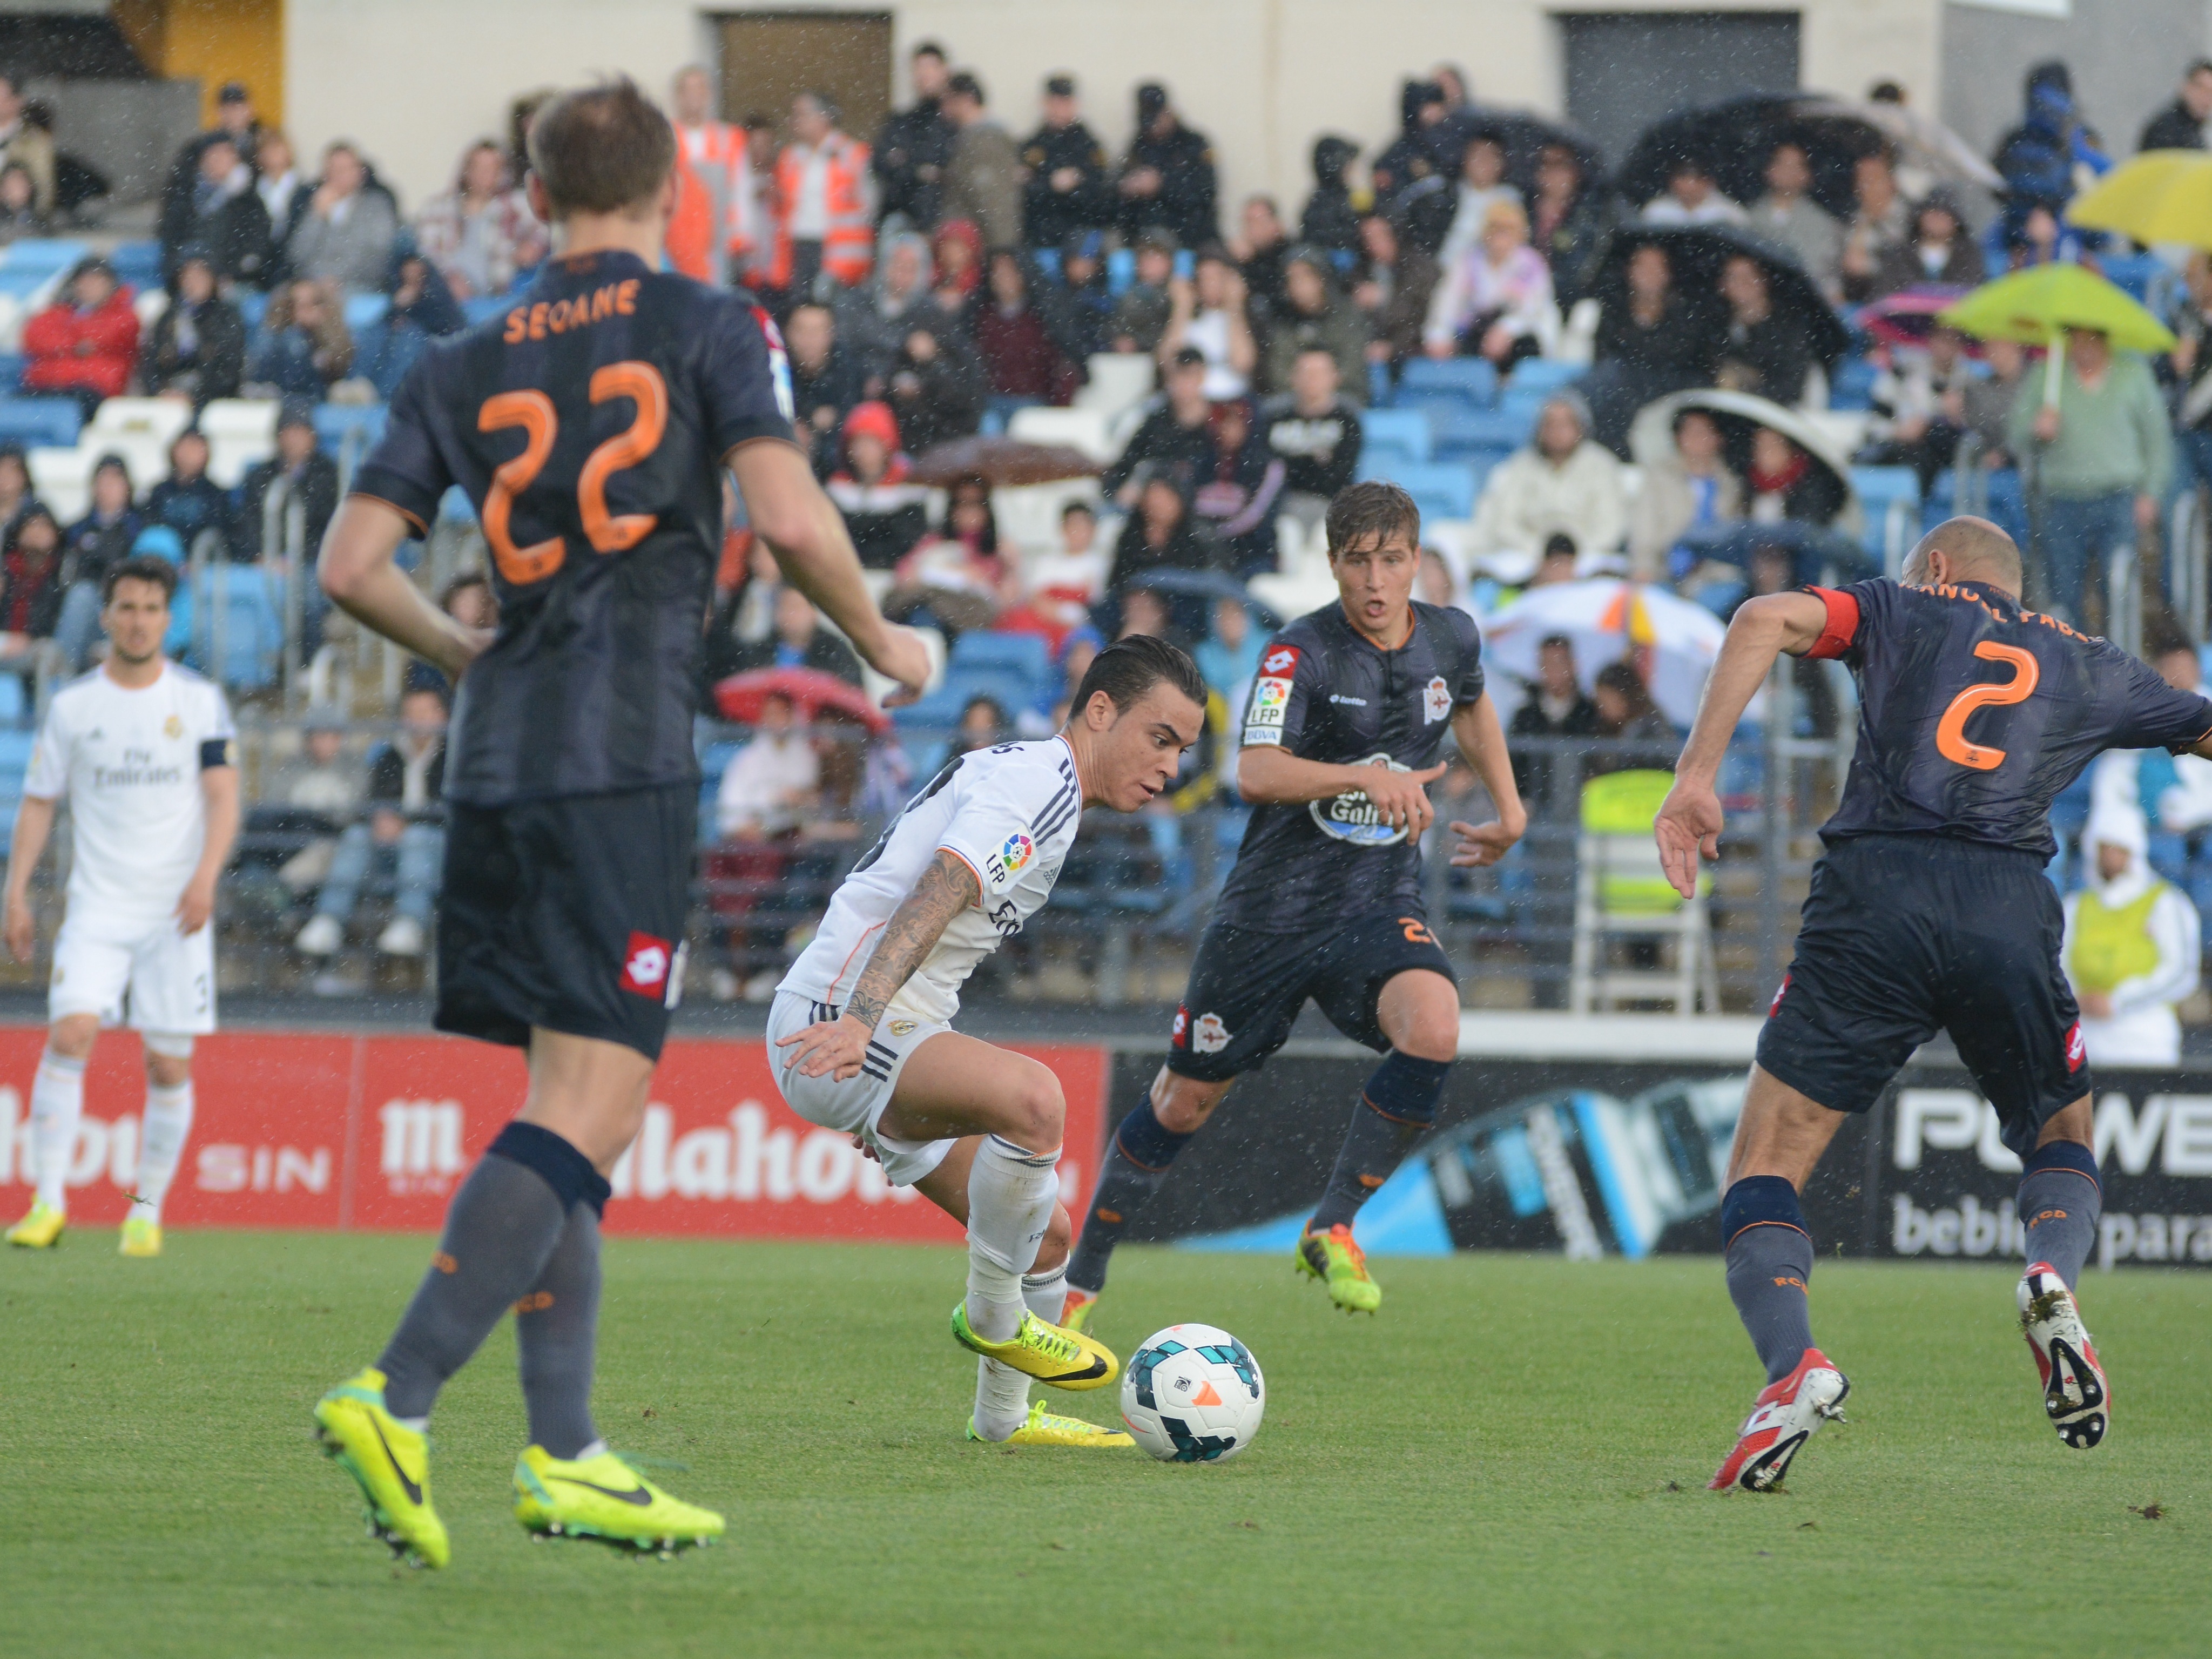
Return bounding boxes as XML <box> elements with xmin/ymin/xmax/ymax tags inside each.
<box><xmin>774</xmin><ymin>849</ymin><xmax>981</xmax><ymax>1082</ymax></box>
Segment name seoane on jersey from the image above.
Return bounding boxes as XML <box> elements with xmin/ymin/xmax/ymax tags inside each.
<box><xmin>502</xmin><ymin>279</ymin><xmax>640</xmax><ymax>342</ymax></box>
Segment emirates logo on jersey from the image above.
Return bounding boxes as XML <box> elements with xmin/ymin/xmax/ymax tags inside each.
<box><xmin>620</xmin><ymin>931</ymin><xmax>673</xmax><ymax>997</ymax></box>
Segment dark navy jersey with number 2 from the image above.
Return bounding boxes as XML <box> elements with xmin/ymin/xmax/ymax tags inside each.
<box><xmin>352</xmin><ymin>249</ymin><xmax>795</xmax><ymax>806</ymax></box>
<box><xmin>1214</xmin><ymin>599</ymin><xmax>1485</xmax><ymax>934</ymax></box>
<box><xmin>1808</xmin><ymin>578</ymin><xmax>2212</xmax><ymax>858</ymax></box>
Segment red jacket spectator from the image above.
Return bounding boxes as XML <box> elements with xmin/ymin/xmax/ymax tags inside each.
<box><xmin>23</xmin><ymin>260</ymin><xmax>139</xmax><ymax>401</ymax></box>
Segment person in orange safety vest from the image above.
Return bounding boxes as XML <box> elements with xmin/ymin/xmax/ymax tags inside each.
<box><xmin>771</xmin><ymin>90</ymin><xmax>875</xmax><ymax>296</ymax></box>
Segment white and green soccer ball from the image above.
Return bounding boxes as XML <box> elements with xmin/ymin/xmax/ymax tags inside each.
<box><xmin>1120</xmin><ymin>1323</ymin><xmax>1265</xmax><ymax>1462</ymax></box>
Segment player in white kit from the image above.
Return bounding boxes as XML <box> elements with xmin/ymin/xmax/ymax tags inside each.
<box><xmin>773</xmin><ymin>636</ymin><xmax>1205</xmax><ymax>1445</ymax></box>
<box><xmin>3</xmin><ymin>556</ymin><xmax>239</xmax><ymax>1256</ymax></box>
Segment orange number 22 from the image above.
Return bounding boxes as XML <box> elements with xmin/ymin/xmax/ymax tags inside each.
<box><xmin>1934</xmin><ymin>642</ymin><xmax>2039</xmax><ymax>771</ymax></box>
<box><xmin>477</xmin><ymin>360</ymin><xmax>670</xmax><ymax>583</ymax></box>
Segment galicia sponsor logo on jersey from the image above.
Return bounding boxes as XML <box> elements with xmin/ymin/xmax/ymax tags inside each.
<box><xmin>1309</xmin><ymin>752</ymin><xmax>1414</xmax><ymax>846</ymax></box>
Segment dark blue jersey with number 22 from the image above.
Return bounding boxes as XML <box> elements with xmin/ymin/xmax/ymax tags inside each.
<box><xmin>1809</xmin><ymin>578</ymin><xmax>2212</xmax><ymax>858</ymax></box>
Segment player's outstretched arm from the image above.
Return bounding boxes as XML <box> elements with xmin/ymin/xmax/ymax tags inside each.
<box><xmin>1446</xmin><ymin>692</ymin><xmax>1529</xmax><ymax>867</ymax></box>
<box><xmin>775</xmin><ymin>849</ymin><xmax>981</xmax><ymax>1081</ymax></box>
<box><xmin>1656</xmin><ymin>590</ymin><xmax>1830</xmax><ymax>898</ymax></box>
<box><xmin>2</xmin><ymin>794</ymin><xmax>53</xmax><ymax>962</ymax></box>
<box><xmin>318</xmin><ymin>498</ymin><xmax>491</xmax><ymax>680</ymax></box>
<box><xmin>728</xmin><ymin>440</ymin><xmax>932</xmax><ymax>704</ymax></box>
<box><xmin>177</xmin><ymin>765</ymin><xmax>240</xmax><ymax>936</ymax></box>
<box><xmin>1237</xmin><ymin>745</ymin><xmax>1447</xmax><ymax>834</ymax></box>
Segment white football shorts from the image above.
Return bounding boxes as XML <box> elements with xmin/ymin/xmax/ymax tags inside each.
<box><xmin>766</xmin><ymin>990</ymin><xmax>954</xmax><ymax>1188</ymax></box>
<box><xmin>49</xmin><ymin>908</ymin><xmax>217</xmax><ymax>1035</ymax></box>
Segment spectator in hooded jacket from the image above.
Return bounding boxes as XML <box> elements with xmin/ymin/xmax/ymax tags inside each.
<box><xmin>971</xmin><ymin>250</ymin><xmax>1081</xmax><ymax>405</ymax></box>
<box><xmin>138</xmin><ymin>248</ymin><xmax>246</xmax><ymax>406</ymax></box>
<box><xmin>941</xmin><ymin>72</ymin><xmax>1023</xmax><ymax>253</ymax></box>
<box><xmin>22</xmin><ymin>257</ymin><xmax>138</xmax><ymax>414</ymax></box>
<box><xmin>144</xmin><ymin>428</ymin><xmax>239</xmax><ymax>557</ymax></box>
<box><xmin>413</xmin><ymin>138</ymin><xmax>547</xmax><ymax>300</ymax></box>
<box><xmin>1116</xmin><ymin>83</ymin><xmax>1218</xmax><ymax>248</ymax></box>
<box><xmin>825</xmin><ymin>401</ymin><xmax>929</xmax><ymax>570</ymax></box>
<box><xmin>238</xmin><ymin>401</ymin><xmax>340</xmax><ymax>565</ymax></box>
<box><xmin>1021</xmin><ymin>75</ymin><xmax>1111</xmax><ymax>249</ymax></box>
<box><xmin>286</xmin><ymin>141</ymin><xmax>399</xmax><ymax>294</ymax></box>
<box><xmin>246</xmin><ymin>277</ymin><xmax>353</xmax><ymax>400</ymax></box>
<box><xmin>1262</xmin><ymin>245</ymin><xmax>1367</xmax><ymax>400</ymax></box>
<box><xmin>1371</xmin><ymin>80</ymin><xmax>1450</xmax><ymax>204</ymax></box>
<box><xmin>884</xmin><ymin>315</ymin><xmax>983</xmax><ymax>454</ymax></box>
<box><xmin>1301</xmin><ymin>136</ymin><xmax>1364</xmax><ymax>254</ymax></box>
<box><xmin>2141</xmin><ymin>59</ymin><xmax>2212</xmax><ymax>153</ymax></box>
<box><xmin>838</xmin><ymin>228</ymin><xmax>933</xmax><ymax>390</ymax></box>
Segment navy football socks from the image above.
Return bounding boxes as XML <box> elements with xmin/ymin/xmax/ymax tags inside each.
<box><xmin>1721</xmin><ymin>1176</ymin><xmax>1816</xmax><ymax>1384</ymax></box>
<box><xmin>1067</xmin><ymin>1098</ymin><xmax>1193</xmax><ymax>1293</ymax></box>
<box><xmin>1309</xmin><ymin>1053</ymin><xmax>1451</xmax><ymax>1232</ymax></box>
<box><xmin>2017</xmin><ymin>1140</ymin><xmax>2101</xmax><ymax>1289</ymax></box>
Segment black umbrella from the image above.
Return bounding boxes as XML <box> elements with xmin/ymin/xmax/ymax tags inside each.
<box><xmin>1437</xmin><ymin>106</ymin><xmax>1608</xmax><ymax>195</ymax></box>
<box><xmin>1615</xmin><ymin>95</ymin><xmax>1880</xmax><ymax>222</ymax></box>
<box><xmin>1595</xmin><ymin>221</ymin><xmax>1852</xmax><ymax>372</ymax></box>
<box><xmin>1674</xmin><ymin>518</ymin><xmax>1877</xmax><ymax>586</ymax></box>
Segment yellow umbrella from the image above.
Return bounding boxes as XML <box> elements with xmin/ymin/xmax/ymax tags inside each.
<box><xmin>2067</xmin><ymin>150</ymin><xmax>2212</xmax><ymax>248</ymax></box>
<box><xmin>1938</xmin><ymin>262</ymin><xmax>2176</xmax><ymax>407</ymax></box>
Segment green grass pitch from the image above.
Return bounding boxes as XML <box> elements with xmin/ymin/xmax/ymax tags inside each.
<box><xmin>2</xmin><ymin>1231</ymin><xmax>2207</xmax><ymax>1657</ymax></box>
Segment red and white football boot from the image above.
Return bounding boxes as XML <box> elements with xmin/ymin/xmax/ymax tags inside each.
<box><xmin>1708</xmin><ymin>1347</ymin><xmax>1850</xmax><ymax>1492</ymax></box>
<box><xmin>2019</xmin><ymin>1261</ymin><xmax>2108</xmax><ymax>1450</ymax></box>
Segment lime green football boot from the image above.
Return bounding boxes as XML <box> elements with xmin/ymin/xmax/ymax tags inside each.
<box><xmin>950</xmin><ymin>1300</ymin><xmax>1118</xmax><ymax>1390</ymax></box>
<box><xmin>513</xmin><ymin>1446</ymin><xmax>725</xmax><ymax>1556</ymax></box>
<box><xmin>119</xmin><ymin>1215</ymin><xmax>161</xmax><ymax>1257</ymax></box>
<box><xmin>313</xmin><ymin>1368</ymin><xmax>450</xmax><ymax>1568</ymax></box>
<box><xmin>1296</xmin><ymin>1223</ymin><xmax>1382</xmax><ymax>1314</ymax></box>
<box><xmin>5</xmin><ymin>1199</ymin><xmax>65</xmax><ymax>1248</ymax></box>
<box><xmin>967</xmin><ymin>1399</ymin><xmax>1135</xmax><ymax>1448</ymax></box>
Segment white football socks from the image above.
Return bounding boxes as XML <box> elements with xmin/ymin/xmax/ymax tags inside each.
<box><xmin>970</xmin><ymin>1260</ymin><xmax>1077</xmax><ymax>1442</ymax></box>
<box><xmin>131</xmin><ymin>1080</ymin><xmax>194</xmax><ymax>1222</ymax></box>
<box><xmin>29</xmin><ymin>1048</ymin><xmax>85</xmax><ymax>1212</ymax></box>
<box><xmin>963</xmin><ymin>1134</ymin><xmax>1061</xmax><ymax>1342</ymax></box>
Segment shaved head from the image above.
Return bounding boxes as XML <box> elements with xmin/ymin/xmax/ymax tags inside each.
<box><xmin>1903</xmin><ymin>516</ymin><xmax>2023</xmax><ymax>597</ymax></box>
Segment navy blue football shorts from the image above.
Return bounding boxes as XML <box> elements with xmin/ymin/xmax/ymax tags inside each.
<box><xmin>1757</xmin><ymin>832</ymin><xmax>2093</xmax><ymax>1157</ymax></box>
<box><xmin>1166</xmin><ymin>909</ymin><xmax>1458</xmax><ymax>1083</ymax></box>
<box><xmin>436</xmin><ymin>783</ymin><xmax>696</xmax><ymax>1061</ymax></box>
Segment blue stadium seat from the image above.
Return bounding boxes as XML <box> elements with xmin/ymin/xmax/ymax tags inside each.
<box><xmin>1427</xmin><ymin>404</ymin><xmax>1531</xmax><ymax>453</ymax></box>
<box><xmin>343</xmin><ymin>293</ymin><xmax>390</xmax><ymax>333</ymax></box>
<box><xmin>1105</xmin><ymin>247</ymin><xmax>1134</xmax><ymax>296</ymax></box>
<box><xmin>1359</xmin><ymin>407</ymin><xmax>1432</xmax><ymax>464</ymax></box>
<box><xmin>0</xmin><ymin>725</ymin><xmax>32</xmax><ymax>853</ymax></box>
<box><xmin>178</xmin><ymin>566</ymin><xmax>286</xmax><ymax>689</ymax></box>
<box><xmin>1496</xmin><ymin>386</ymin><xmax>1552</xmax><ymax>439</ymax></box>
<box><xmin>314</xmin><ymin>402</ymin><xmax>388</xmax><ymax>458</ymax></box>
<box><xmin>1356</xmin><ymin>458</ymin><xmax>1475</xmax><ymax>520</ymax></box>
<box><xmin>0</xmin><ymin>673</ymin><xmax>24</xmax><ymax>726</ymax></box>
<box><xmin>0</xmin><ymin>396</ymin><xmax>80</xmax><ymax>448</ymax></box>
<box><xmin>109</xmin><ymin>240</ymin><xmax>163</xmax><ymax>290</ymax></box>
<box><xmin>1504</xmin><ymin>360</ymin><xmax>1584</xmax><ymax>397</ymax></box>
<box><xmin>1851</xmin><ymin>464</ymin><xmax>1923</xmax><ymax>556</ymax></box>
<box><xmin>236</xmin><ymin>289</ymin><xmax>270</xmax><ymax>333</ymax></box>
<box><xmin>1397</xmin><ymin>356</ymin><xmax>1498</xmax><ymax>407</ymax></box>
<box><xmin>1829</xmin><ymin>356</ymin><xmax>1879</xmax><ymax>412</ymax></box>
<box><xmin>949</xmin><ymin>630</ymin><xmax>1052</xmax><ymax>689</ymax></box>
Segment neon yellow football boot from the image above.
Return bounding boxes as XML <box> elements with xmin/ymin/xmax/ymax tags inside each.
<box><xmin>5</xmin><ymin>1200</ymin><xmax>65</xmax><ymax>1248</ymax></box>
<box><xmin>1060</xmin><ymin>1286</ymin><xmax>1099</xmax><ymax>1335</ymax></box>
<box><xmin>512</xmin><ymin>1446</ymin><xmax>725</xmax><ymax>1554</ymax></box>
<box><xmin>1296</xmin><ymin>1223</ymin><xmax>1382</xmax><ymax>1314</ymax></box>
<box><xmin>950</xmin><ymin>1300</ymin><xmax>1119</xmax><ymax>1390</ymax></box>
<box><xmin>967</xmin><ymin>1399</ymin><xmax>1135</xmax><ymax>1448</ymax></box>
<box><xmin>119</xmin><ymin>1215</ymin><xmax>161</xmax><ymax>1257</ymax></box>
<box><xmin>312</xmin><ymin>1368</ymin><xmax>450</xmax><ymax>1569</ymax></box>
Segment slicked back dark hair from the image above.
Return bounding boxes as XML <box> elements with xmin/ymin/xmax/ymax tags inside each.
<box><xmin>1325</xmin><ymin>480</ymin><xmax>1421</xmax><ymax>556</ymax></box>
<box><xmin>1073</xmin><ymin>632</ymin><xmax>1205</xmax><ymax>720</ymax></box>
<box><xmin>102</xmin><ymin>554</ymin><xmax>179</xmax><ymax>606</ymax></box>
<box><xmin>529</xmin><ymin>77</ymin><xmax>677</xmax><ymax>218</ymax></box>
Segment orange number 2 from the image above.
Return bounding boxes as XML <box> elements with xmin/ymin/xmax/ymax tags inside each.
<box><xmin>475</xmin><ymin>360</ymin><xmax>669</xmax><ymax>582</ymax></box>
<box><xmin>1934</xmin><ymin>641</ymin><xmax>2040</xmax><ymax>771</ymax></box>
<box><xmin>1400</xmin><ymin>916</ymin><xmax>1437</xmax><ymax>945</ymax></box>
<box><xmin>476</xmin><ymin>390</ymin><xmax>563</xmax><ymax>584</ymax></box>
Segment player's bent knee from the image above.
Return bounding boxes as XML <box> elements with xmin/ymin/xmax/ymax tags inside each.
<box><xmin>1006</xmin><ymin>1060</ymin><xmax>1065</xmax><ymax>1150</ymax></box>
<box><xmin>47</xmin><ymin>1015</ymin><xmax>98</xmax><ymax>1060</ymax></box>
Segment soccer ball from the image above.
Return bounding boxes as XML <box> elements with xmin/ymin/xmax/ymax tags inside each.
<box><xmin>1120</xmin><ymin>1323</ymin><xmax>1265</xmax><ymax>1462</ymax></box>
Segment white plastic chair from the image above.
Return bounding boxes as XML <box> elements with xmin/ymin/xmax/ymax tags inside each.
<box><xmin>87</xmin><ymin>396</ymin><xmax>193</xmax><ymax>448</ymax></box>
<box><xmin>1008</xmin><ymin>406</ymin><xmax>1116</xmax><ymax>463</ymax></box>
<box><xmin>201</xmin><ymin>398</ymin><xmax>280</xmax><ymax>489</ymax></box>
<box><xmin>1074</xmin><ymin>353</ymin><xmax>1157</xmax><ymax>422</ymax></box>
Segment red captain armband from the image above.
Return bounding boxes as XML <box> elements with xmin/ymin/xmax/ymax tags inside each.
<box><xmin>1802</xmin><ymin>587</ymin><xmax>1860</xmax><ymax>660</ymax></box>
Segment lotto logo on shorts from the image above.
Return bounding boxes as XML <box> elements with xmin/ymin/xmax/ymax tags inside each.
<box><xmin>620</xmin><ymin>932</ymin><xmax>675</xmax><ymax>997</ymax></box>
<box><xmin>1262</xmin><ymin>645</ymin><xmax>1300</xmax><ymax>677</ymax></box>
<box><xmin>1768</xmin><ymin>972</ymin><xmax>1791</xmax><ymax>1016</ymax></box>
<box><xmin>1170</xmin><ymin>1004</ymin><xmax>1190</xmax><ymax>1048</ymax></box>
<box><xmin>2065</xmin><ymin>1021</ymin><xmax>2087</xmax><ymax>1071</ymax></box>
